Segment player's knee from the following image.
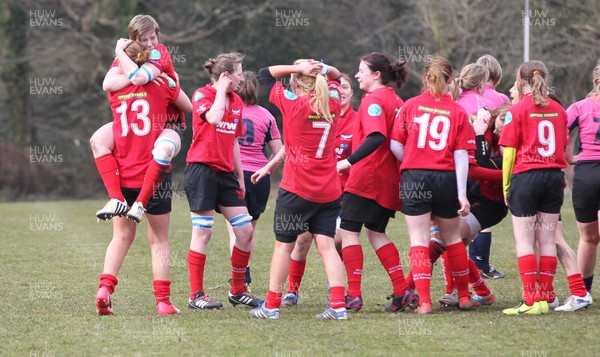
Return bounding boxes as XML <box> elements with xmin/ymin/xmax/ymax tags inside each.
<box><xmin>191</xmin><ymin>214</ymin><xmax>214</xmax><ymax>230</ymax></box>
<box><xmin>229</xmin><ymin>213</ymin><xmax>252</xmax><ymax>228</ymax></box>
<box><xmin>295</xmin><ymin>233</ymin><xmax>312</xmax><ymax>252</ymax></box>
<box><xmin>152</xmin><ymin>138</ymin><xmax>178</xmax><ymax>165</ymax></box>
<box><xmin>89</xmin><ymin>135</ymin><xmax>104</xmax><ymax>157</ymax></box>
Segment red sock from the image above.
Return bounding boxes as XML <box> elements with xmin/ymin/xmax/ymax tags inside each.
<box><xmin>568</xmin><ymin>273</ymin><xmax>588</xmax><ymax>297</ymax></box>
<box><xmin>95</xmin><ymin>155</ymin><xmax>124</xmax><ymax>200</ymax></box>
<box><xmin>231</xmin><ymin>246</ymin><xmax>251</xmax><ymax>295</ymax></box>
<box><xmin>376</xmin><ymin>243</ymin><xmax>407</xmax><ymax>295</ymax></box>
<box><xmin>265</xmin><ymin>290</ymin><xmax>282</xmax><ymax>309</ymax></box>
<box><xmin>518</xmin><ymin>255</ymin><xmax>538</xmax><ymax>305</ymax></box>
<box><xmin>287</xmin><ymin>259</ymin><xmax>307</xmax><ymax>294</ymax></box>
<box><xmin>99</xmin><ymin>273</ymin><xmax>118</xmax><ymax>294</ymax></box>
<box><xmin>329</xmin><ymin>286</ymin><xmax>345</xmax><ymax>309</ymax></box>
<box><xmin>538</xmin><ymin>256</ymin><xmax>557</xmax><ymax>303</ymax></box>
<box><xmin>409</xmin><ymin>246</ymin><xmax>431</xmax><ymax>304</ymax></box>
<box><xmin>441</xmin><ymin>252</ymin><xmax>455</xmax><ymax>294</ymax></box>
<box><xmin>445</xmin><ymin>242</ymin><xmax>470</xmax><ymax>299</ymax></box>
<box><xmin>429</xmin><ymin>239</ymin><xmax>445</xmax><ymax>265</ymax></box>
<box><xmin>153</xmin><ymin>280</ymin><xmax>171</xmax><ymax>304</ymax></box>
<box><xmin>136</xmin><ymin>161</ymin><xmax>171</xmax><ymax>207</ymax></box>
<box><xmin>342</xmin><ymin>245</ymin><xmax>363</xmax><ymax>298</ymax></box>
<box><xmin>187</xmin><ymin>250</ymin><xmax>206</xmax><ymax>299</ymax></box>
<box><xmin>469</xmin><ymin>258</ymin><xmax>490</xmax><ymax>296</ymax></box>
<box><xmin>405</xmin><ymin>270</ymin><xmax>415</xmax><ymax>289</ymax></box>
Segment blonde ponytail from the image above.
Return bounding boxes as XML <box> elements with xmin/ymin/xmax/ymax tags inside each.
<box><xmin>449</xmin><ymin>77</ymin><xmax>461</xmax><ymax>101</ymax></box>
<box><xmin>593</xmin><ymin>64</ymin><xmax>600</xmax><ymax>97</ymax></box>
<box><xmin>310</xmin><ymin>74</ymin><xmax>333</xmax><ymax>123</ymax></box>
<box><xmin>291</xmin><ymin>59</ymin><xmax>334</xmax><ymax>123</ymax></box>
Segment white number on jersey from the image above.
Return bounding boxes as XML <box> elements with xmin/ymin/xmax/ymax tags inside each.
<box><xmin>312</xmin><ymin>121</ymin><xmax>331</xmax><ymax>158</ymax></box>
<box><xmin>413</xmin><ymin>113</ymin><xmax>450</xmax><ymax>151</ymax></box>
<box><xmin>537</xmin><ymin>120</ymin><xmax>556</xmax><ymax>157</ymax></box>
<box><xmin>116</xmin><ymin>99</ymin><xmax>151</xmax><ymax>137</ymax></box>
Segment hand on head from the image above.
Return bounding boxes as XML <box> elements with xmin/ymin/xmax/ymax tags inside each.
<box><xmin>298</xmin><ymin>60</ymin><xmax>323</xmax><ymax>77</ymax></box>
<box><xmin>115</xmin><ymin>38</ymin><xmax>133</xmax><ymax>54</ymax></box>
<box><xmin>216</xmin><ymin>71</ymin><xmax>233</xmax><ymax>92</ymax></box>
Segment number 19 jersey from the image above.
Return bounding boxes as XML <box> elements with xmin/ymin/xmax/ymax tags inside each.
<box><xmin>393</xmin><ymin>92</ymin><xmax>475</xmax><ymax>172</ymax></box>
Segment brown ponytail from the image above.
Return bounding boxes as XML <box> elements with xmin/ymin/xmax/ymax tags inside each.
<box><xmin>424</xmin><ymin>56</ymin><xmax>453</xmax><ymax>99</ymax></box>
<box><xmin>516</xmin><ymin>60</ymin><xmax>549</xmax><ymax>108</ymax></box>
<box><xmin>204</xmin><ymin>52</ymin><xmax>245</xmax><ymax>82</ymax></box>
<box><xmin>237</xmin><ymin>71</ymin><xmax>259</xmax><ymax>105</ymax></box>
<box><xmin>124</xmin><ymin>41</ymin><xmax>150</xmax><ymax>66</ymax></box>
<box><xmin>361</xmin><ymin>52</ymin><xmax>409</xmax><ymax>89</ymax></box>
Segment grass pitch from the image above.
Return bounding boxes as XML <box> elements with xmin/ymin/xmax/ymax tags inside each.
<box><xmin>2</xmin><ymin>197</ymin><xmax>599</xmax><ymax>356</ymax></box>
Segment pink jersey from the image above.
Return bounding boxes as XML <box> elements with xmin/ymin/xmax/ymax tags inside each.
<box><xmin>566</xmin><ymin>96</ymin><xmax>600</xmax><ymax>161</ymax></box>
<box><xmin>394</xmin><ymin>92</ymin><xmax>475</xmax><ymax>172</ymax></box>
<box><xmin>335</xmin><ymin>108</ymin><xmax>357</xmax><ymax>190</ymax></box>
<box><xmin>270</xmin><ymin>81</ymin><xmax>341</xmax><ymax>203</ymax></box>
<box><xmin>238</xmin><ymin>104</ymin><xmax>281</xmax><ymax>172</ymax></box>
<box><xmin>482</xmin><ymin>84</ymin><xmax>510</xmax><ymax>109</ymax></box>
<box><xmin>187</xmin><ymin>84</ymin><xmax>244</xmax><ymax>172</ymax></box>
<box><xmin>345</xmin><ymin>87</ymin><xmax>403</xmax><ymax>211</ymax></box>
<box><xmin>499</xmin><ymin>94</ymin><xmax>568</xmax><ymax>174</ymax></box>
<box><xmin>457</xmin><ymin>89</ymin><xmax>496</xmax><ymax>115</ymax></box>
<box><xmin>109</xmin><ymin>77</ymin><xmax>180</xmax><ymax>187</ymax></box>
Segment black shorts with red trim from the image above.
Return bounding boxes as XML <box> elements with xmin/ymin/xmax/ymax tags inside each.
<box><xmin>400</xmin><ymin>169</ymin><xmax>459</xmax><ymax>219</ymax></box>
<box><xmin>507</xmin><ymin>169</ymin><xmax>564</xmax><ymax>217</ymax></box>
<box><xmin>184</xmin><ymin>163</ymin><xmax>246</xmax><ymax>212</ymax></box>
<box><xmin>273</xmin><ymin>189</ymin><xmax>341</xmax><ymax>242</ymax></box>
<box><xmin>122</xmin><ymin>173</ymin><xmax>172</xmax><ymax>215</ymax></box>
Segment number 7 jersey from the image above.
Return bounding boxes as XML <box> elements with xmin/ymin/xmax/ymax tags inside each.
<box><xmin>393</xmin><ymin>92</ymin><xmax>475</xmax><ymax>172</ymax></box>
<box><xmin>499</xmin><ymin>94</ymin><xmax>567</xmax><ymax>174</ymax></box>
<box><xmin>269</xmin><ymin>81</ymin><xmax>341</xmax><ymax>203</ymax></box>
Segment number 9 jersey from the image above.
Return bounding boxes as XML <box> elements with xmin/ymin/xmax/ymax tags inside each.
<box><xmin>109</xmin><ymin>77</ymin><xmax>181</xmax><ymax>187</ymax></box>
<box><xmin>393</xmin><ymin>91</ymin><xmax>475</xmax><ymax>172</ymax></box>
<box><xmin>498</xmin><ymin>94</ymin><xmax>567</xmax><ymax>174</ymax></box>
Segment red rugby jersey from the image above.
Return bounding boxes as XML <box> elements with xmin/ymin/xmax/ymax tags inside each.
<box><xmin>393</xmin><ymin>92</ymin><xmax>475</xmax><ymax>172</ymax></box>
<box><xmin>335</xmin><ymin>107</ymin><xmax>357</xmax><ymax>191</ymax></box>
<box><xmin>110</xmin><ymin>44</ymin><xmax>184</xmax><ymax>129</ymax></box>
<box><xmin>270</xmin><ymin>81</ymin><xmax>342</xmax><ymax>203</ymax></box>
<box><xmin>344</xmin><ymin>87</ymin><xmax>403</xmax><ymax>211</ymax></box>
<box><xmin>109</xmin><ymin>77</ymin><xmax>180</xmax><ymax>187</ymax></box>
<box><xmin>499</xmin><ymin>94</ymin><xmax>567</xmax><ymax>174</ymax></box>
<box><xmin>186</xmin><ymin>84</ymin><xmax>244</xmax><ymax>172</ymax></box>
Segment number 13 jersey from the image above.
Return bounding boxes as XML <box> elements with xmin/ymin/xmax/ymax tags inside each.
<box><xmin>109</xmin><ymin>78</ymin><xmax>180</xmax><ymax>187</ymax></box>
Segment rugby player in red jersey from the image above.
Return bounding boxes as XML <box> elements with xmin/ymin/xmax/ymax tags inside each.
<box><xmin>96</xmin><ymin>40</ymin><xmax>192</xmax><ymax>316</ymax></box>
<box><xmin>336</xmin><ymin>52</ymin><xmax>418</xmax><ymax>313</ymax></box>
<box><xmin>92</xmin><ymin>15</ymin><xmax>187</xmax><ymax>223</ymax></box>
<box><xmin>391</xmin><ymin>56</ymin><xmax>475</xmax><ymax>314</ymax></box>
<box><xmin>249</xmin><ymin>59</ymin><xmax>347</xmax><ymax>320</ymax></box>
<box><xmin>500</xmin><ymin>60</ymin><xmax>568</xmax><ymax>315</ymax></box>
<box><xmin>184</xmin><ymin>53</ymin><xmax>264</xmax><ymax>311</ymax></box>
